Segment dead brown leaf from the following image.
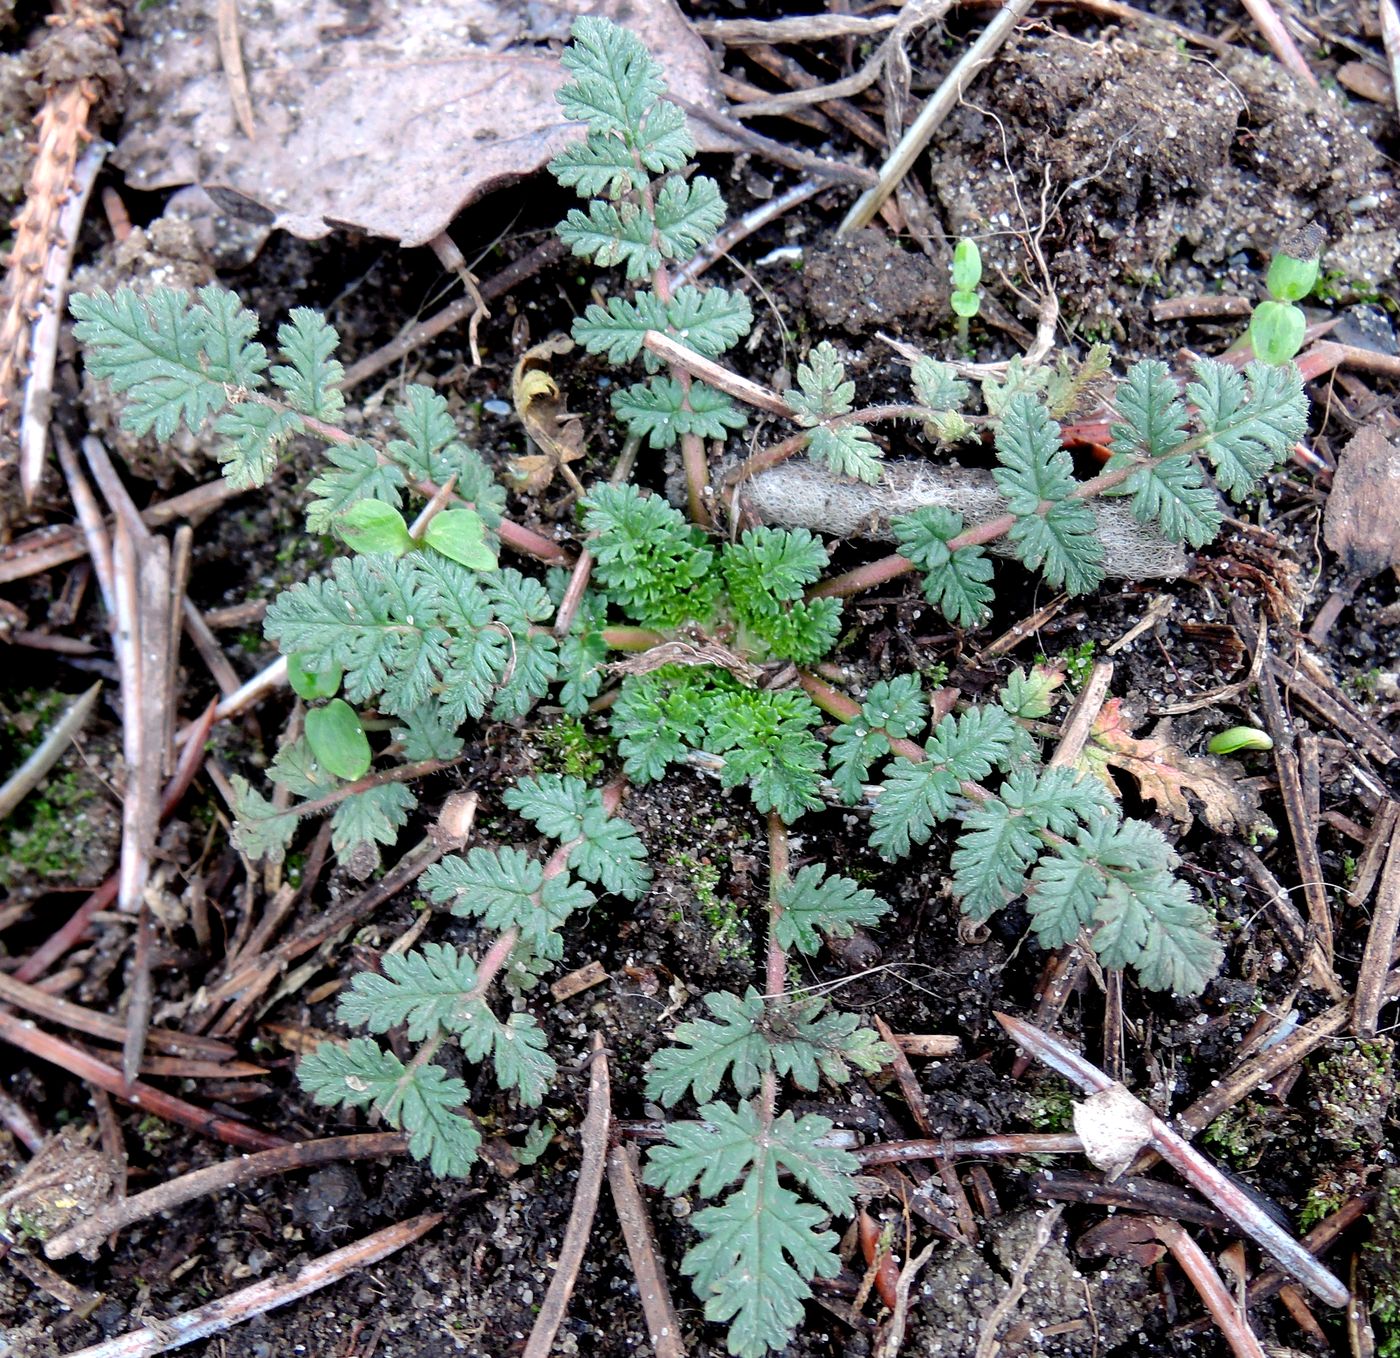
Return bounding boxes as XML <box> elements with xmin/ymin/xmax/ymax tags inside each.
<box><xmin>1323</xmin><ymin>424</ymin><xmax>1400</xmax><ymax>582</ymax></box>
<box><xmin>509</xmin><ymin>335</ymin><xmax>585</xmax><ymax>495</ymax></box>
<box><xmin>1081</xmin><ymin>697</ymin><xmax>1263</xmax><ymax>835</ymax></box>
<box><xmin>113</xmin><ymin>0</ymin><xmax>735</xmax><ymax>247</ymax></box>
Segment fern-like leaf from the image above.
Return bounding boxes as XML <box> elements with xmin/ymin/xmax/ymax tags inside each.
<box><xmin>683</xmin><ymin>1159</ymin><xmax>842</xmax><ymax>1358</ymax></box>
<box><xmin>993</xmin><ymin>394</ymin><xmax>1105</xmax><ymax>594</ymax></box>
<box><xmin>1187</xmin><ymin>359</ymin><xmax>1307</xmax><ymax>501</ymax></box>
<box><xmin>271</xmin><ymin>308</ymin><xmax>345</xmax><ymax>421</ymax></box>
<box><xmin>297</xmin><ymin>1039</ymin><xmax>479</xmax><ymax>1177</ymax></box>
<box><xmin>336</xmin><ymin>942</ymin><xmax>478</xmax><ymax>1042</ymax></box>
<box><xmin>869</xmin><ymin>706</ymin><xmax>1022</xmax><ymax>859</ymax></box>
<box><xmin>706</xmin><ymin>688</ymin><xmax>825</xmax><ymax>824</ymax></box>
<box><xmin>892</xmin><ymin>505</ymin><xmax>994</xmax><ymax>627</ymax></box>
<box><xmin>774</xmin><ymin>865</ymin><xmax>890</xmax><ymax>956</ymax></box>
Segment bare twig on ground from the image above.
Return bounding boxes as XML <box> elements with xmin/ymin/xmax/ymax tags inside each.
<box><xmin>0</xmin><ymin>1087</ymin><xmax>46</xmax><ymax>1153</ymax></box>
<box><xmin>215</xmin><ymin>0</ymin><xmax>256</xmax><ymax>139</ymax></box>
<box><xmin>0</xmin><ymin>680</ymin><xmax>100</xmax><ymax>820</ymax></box>
<box><xmin>1143</xmin><ymin>1216</ymin><xmax>1266</xmax><ymax>1358</ymax></box>
<box><xmin>0</xmin><ymin>477</ymin><xmax>245</xmax><ymax>588</ymax></box>
<box><xmin>670</xmin><ymin>180</ymin><xmax>824</xmax><ymax>288</ymax></box>
<box><xmin>523</xmin><ymin>1034</ymin><xmax>610</xmax><ymax>1358</ymax></box>
<box><xmin>1355</xmin><ymin>816</ymin><xmax>1400</xmax><ymax>1036</ymax></box>
<box><xmin>693</xmin><ymin>13</ymin><xmax>901</xmax><ymax>43</ymax></box>
<box><xmin>873</xmin><ymin>1238</ymin><xmax>938</xmax><ymax>1358</ymax></box>
<box><xmin>20</xmin><ymin>139</ymin><xmax>106</xmax><ymax>502</ymax></box>
<box><xmin>339</xmin><ymin>238</ymin><xmax>568</xmax><ymax>393</ymax></box>
<box><xmin>14</xmin><ymin>700</ymin><xmax>215</xmax><ymax>985</ymax></box>
<box><xmin>840</xmin><ymin>0</ymin><xmax>1036</xmax><ymax>233</ymax></box>
<box><xmin>855</xmin><ymin>1133</ymin><xmax>1084</xmax><ymax>1166</ymax></box>
<box><xmin>1238</xmin><ymin>0</ymin><xmax>1320</xmax><ymax>87</ymax></box>
<box><xmin>0</xmin><ymin>971</ymin><xmax>239</xmax><ymax>1062</ymax></box>
<box><xmin>1028</xmin><ymin>1168</ymin><xmax>1231</xmax><ymax>1229</ymax></box>
<box><xmin>0</xmin><ymin>1010</ymin><xmax>283</xmax><ymax>1152</ymax></box>
<box><xmin>972</xmin><ymin>1205</ymin><xmax>1063</xmax><ymax>1358</ymax></box>
<box><xmin>997</xmin><ymin>1012</ymin><xmax>1350</xmax><ymax>1308</ymax></box>
<box><xmin>1236</xmin><ymin>845</ymin><xmax>1344</xmax><ymax>999</ymax></box>
<box><xmin>607</xmin><ymin>1143</ymin><xmax>685</xmax><ymax>1358</ymax></box>
<box><xmin>1383</xmin><ymin>0</ymin><xmax>1400</xmax><ymax>122</ymax></box>
<box><xmin>63</xmin><ymin>1212</ymin><xmax>443</xmax><ymax>1358</ymax></box>
<box><xmin>45</xmin><ymin>1133</ymin><xmax>408</xmax><ymax>1261</ymax></box>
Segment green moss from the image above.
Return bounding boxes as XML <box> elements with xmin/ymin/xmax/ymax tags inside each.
<box><xmin>533</xmin><ymin>716</ymin><xmax>610</xmax><ymax>780</ymax></box>
<box><xmin>673</xmin><ymin>849</ymin><xmax>750</xmax><ymax>965</ymax></box>
<box><xmin>1023</xmin><ymin>1075</ymin><xmax>1075</xmax><ymax>1132</ymax></box>
<box><xmin>0</xmin><ymin>689</ymin><xmax>106</xmax><ymax>890</ymax></box>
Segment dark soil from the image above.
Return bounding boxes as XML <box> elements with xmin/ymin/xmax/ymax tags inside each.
<box><xmin>3</xmin><ymin>2</ymin><xmax>1400</xmax><ymax>1357</ymax></box>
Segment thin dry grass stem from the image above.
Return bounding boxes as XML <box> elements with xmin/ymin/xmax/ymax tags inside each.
<box><xmin>694</xmin><ymin>13</ymin><xmax>901</xmax><ymax>43</ymax></box>
<box><xmin>746</xmin><ymin>48</ymin><xmax>887</xmax><ymax>149</ymax></box>
<box><xmin>1048</xmin><ymin>660</ymin><xmax>1113</xmax><ymax>769</ymax></box>
<box><xmin>0</xmin><ymin>1087</ymin><xmax>45</xmax><ymax>1153</ymax></box>
<box><xmin>1234</xmin><ymin>845</ymin><xmax>1343</xmax><ymax>999</ymax></box>
<box><xmin>7</xmin><ymin>1247</ymin><xmax>101</xmax><ymax>1316</ymax></box>
<box><xmin>672</xmin><ymin>178</ymin><xmax>825</xmax><ymax>289</ymax></box>
<box><xmin>1238</xmin><ymin>0</ymin><xmax>1320</xmax><ymax>87</ymax></box>
<box><xmin>0</xmin><ymin>1009</ymin><xmax>282</xmax><ymax>1152</ymax></box>
<box><xmin>1245</xmin><ymin>630</ymin><xmax>1337</xmax><ymax>974</ymax></box>
<box><xmin>607</xmin><ymin>1143</ymin><xmax>685</xmax><ymax>1358</ymax></box>
<box><xmin>1354</xmin><ymin>819</ymin><xmax>1400</xmax><ymax>1036</ymax></box>
<box><xmin>874</xmin><ymin>1014</ymin><xmax>976</xmax><ymax>1245</ymax></box>
<box><xmin>53</xmin><ymin>428</ymin><xmax>114</xmax><ymax>610</ymax></box>
<box><xmin>0</xmin><ymin>679</ymin><xmax>100</xmax><ymax>821</ymax></box>
<box><xmin>0</xmin><ymin>475</ymin><xmax>244</xmax><ymax>588</ymax></box>
<box><xmin>45</xmin><ymin>1132</ymin><xmax>409</xmax><ymax>1261</ymax></box>
<box><xmin>643</xmin><ymin>330</ymin><xmax>795</xmax><ymax>418</ymax></box>
<box><xmin>62</xmin><ymin>1212</ymin><xmax>443</xmax><ymax>1358</ymax></box>
<box><xmin>997</xmin><ymin>1011</ymin><xmax>1350</xmax><ymax>1308</ymax></box>
<box><xmin>215</xmin><ymin>0</ymin><xmax>256</xmax><ymax>139</ymax></box>
<box><xmin>1101</xmin><ymin>969</ymin><xmax>1124</xmax><ymax>1084</ymax></box>
<box><xmin>673</xmin><ymin>96</ymin><xmax>876</xmax><ymax>189</ymax></box>
<box><xmin>855</xmin><ymin>1133</ymin><xmax>1084</xmax><ymax>1166</ymax></box>
<box><xmin>523</xmin><ymin>1034</ymin><xmax>610</xmax><ymax>1358</ymax></box>
<box><xmin>198</xmin><ymin>809</ymin><xmax>471</xmax><ymax>1023</ymax></box>
<box><xmin>20</xmin><ymin>138</ymin><xmax>106</xmax><ymax>502</ymax></box>
<box><xmin>180</xmin><ymin>596</ymin><xmax>242</xmax><ymax>697</ymax></box>
<box><xmin>840</xmin><ymin>0</ymin><xmax>1035</xmax><ymax>233</ymax></box>
<box><xmin>1347</xmin><ymin>800</ymin><xmax>1398</xmax><ymax>910</ymax></box>
<box><xmin>1144</xmin><ymin>1216</ymin><xmax>1266</xmax><ymax>1358</ymax></box>
<box><xmin>971</xmin><ymin>1204</ymin><xmax>1064</xmax><ymax>1358</ymax></box>
<box><xmin>1384</xmin><ymin>0</ymin><xmax>1400</xmax><ymax>121</ymax></box>
<box><xmin>427</xmin><ymin>232</ymin><xmax>490</xmax><ymax>368</ymax></box>
<box><xmin>1009</xmin><ymin>948</ymin><xmax>1086</xmax><ymax>1080</ymax></box>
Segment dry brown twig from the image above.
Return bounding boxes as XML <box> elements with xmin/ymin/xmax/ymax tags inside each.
<box><xmin>45</xmin><ymin>1132</ymin><xmax>409</xmax><ymax>1261</ymax></box>
<box><xmin>607</xmin><ymin>1143</ymin><xmax>685</xmax><ymax>1358</ymax></box>
<box><xmin>0</xmin><ymin>0</ymin><xmax>122</xmax><ymax>506</ymax></box>
<box><xmin>997</xmin><ymin>1011</ymin><xmax>1350</xmax><ymax>1308</ymax></box>
<box><xmin>63</xmin><ymin>1212</ymin><xmax>443</xmax><ymax>1358</ymax></box>
<box><xmin>523</xmin><ymin>1034</ymin><xmax>610</xmax><ymax>1358</ymax></box>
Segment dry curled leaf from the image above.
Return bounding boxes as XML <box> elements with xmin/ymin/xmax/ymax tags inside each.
<box><xmin>1082</xmin><ymin>698</ymin><xmax>1263</xmax><ymax>834</ymax></box>
<box><xmin>509</xmin><ymin>335</ymin><xmax>585</xmax><ymax>495</ymax></box>
<box><xmin>113</xmin><ymin>0</ymin><xmax>734</xmax><ymax>247</ymax></box>
<box><xmin>1323</xmin><ymin>424</ymin><xmax>1400</xmax><ymax>583</ymax></box>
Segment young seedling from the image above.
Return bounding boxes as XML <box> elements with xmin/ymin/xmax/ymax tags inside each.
<box><xmin>950</xmin><ymin>236</ymin><xmax>982</xmax><ymax>351</ymax></box>
<box><xmin>1248</xmin><ymin>225</ymin><xmax>1325</xmax><ymax>365</ymax></box>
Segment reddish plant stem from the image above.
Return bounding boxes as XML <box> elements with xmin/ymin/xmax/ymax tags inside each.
<box><xmin>811</xmin><ymin>458</ymin><xmax>1144</xmax><ymax>601</ymax></box>
<box><xmin>601</xmin><ymin>625</ymin><xmax>665</xmax><ymax>652</ymax></box>
<box><xmin>287</xmin><ymin>756</ymin><xmax>464</xmax><ymax>821</ymax></box>
<box><xmin>290</xmin><ymin>408</ymin><xmax>570</xmax><ymax>565</ymax></box>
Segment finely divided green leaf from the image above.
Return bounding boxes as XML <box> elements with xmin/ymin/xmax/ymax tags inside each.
<box><xmin>271</xmin><ymin>308</ymin><xmax>345</xmax><ymax>421</ymax></box>
<box><xmin>775</xmin><ymin>865</ymin><xmax>890</xmax><ymax>956</ymax></box>
<box><xmin>892</xmin><ymin>505</ymin><xmax>994</xmax><ymax>627</ymax></box>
